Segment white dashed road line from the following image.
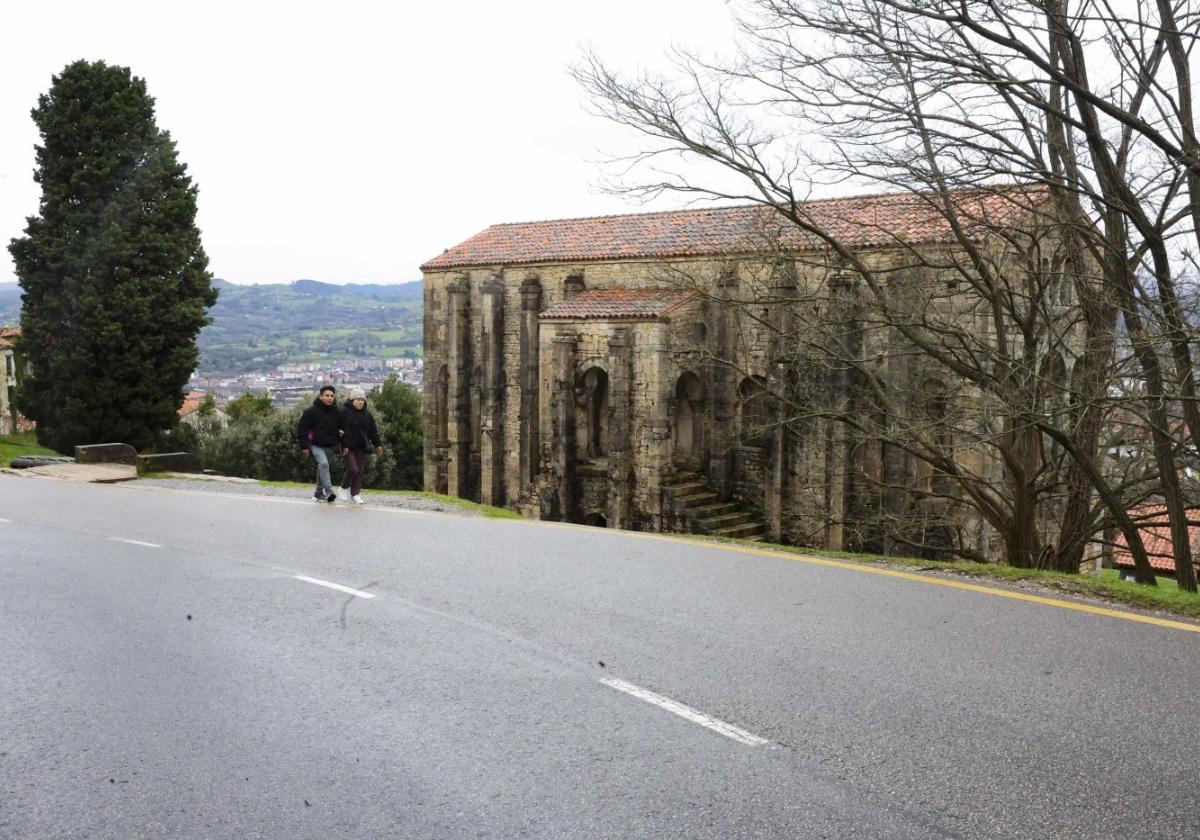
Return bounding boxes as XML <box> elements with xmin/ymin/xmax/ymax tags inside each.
<box><xmin>111</xmin><ymin>537</ymin><xmax>162</xmax><ymax>548</ymax></box>
<box><xmin>0</xmin><ymin>517</ymin><xmax>11</xmax><ymax>523</ymax></box>
<box><xmin>601</xmin><ymin>677</ymin><xmax>770</xmax><ymax>746</ymax></box>
<box><xmin>294</xmin><ymin>574</ymin><xmax>377</xmax><ymax>599</ymax></box>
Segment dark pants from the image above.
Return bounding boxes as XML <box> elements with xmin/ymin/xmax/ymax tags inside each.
<box><xmin>341</xmin><ymin>448</ymin><xmax>369</xmax><ymax>496</ymax></box>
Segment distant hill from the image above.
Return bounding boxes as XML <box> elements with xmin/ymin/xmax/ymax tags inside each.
<box><xmin>200</xmin><ymin>279</ymin><xmax>424</xmax><ymax>374</ymax></box>
<box><xmin>0</xmin><ymin>279</ymin><xmax>425</xmax><ymax>375</ymax></box>
<box><xmin>0</xmin><ymin>283</ymin><xmax>21</xmax><ymax>325</ymax></box>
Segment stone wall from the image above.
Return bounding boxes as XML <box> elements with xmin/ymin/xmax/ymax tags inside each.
<box><xmin>422</xmin><ymin>241</ymin><xmax>1085</xmax><ymax>559</ymax></box>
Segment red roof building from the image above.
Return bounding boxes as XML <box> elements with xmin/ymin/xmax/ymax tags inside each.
<box><xmin>1111</xmin><ymin>505</ymin><xmax>1200</xmax><ymax>576</ymax></box>
<box><xmin>421</xmin><ymin>188</ymin><xmax>1044</xmax><ymax>271</ymax></box>
<box><xmin>178</xmin><ymin>390</ymin><xmax>209</xmax><ymax>418</ymax></box>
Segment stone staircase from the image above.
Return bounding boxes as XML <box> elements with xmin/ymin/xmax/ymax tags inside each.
<box><xmin>662</xmin><ymin>472</ymin><xmax>766</xmax><ymax>542</ymax></box>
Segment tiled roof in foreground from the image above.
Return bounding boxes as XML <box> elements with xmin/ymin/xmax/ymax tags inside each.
<box><xmin>539</xmin><ymin>289</ymin><xmax>697</xmax><ymax>321</ymax></box>
<box><xmin>0</xmin><ymin>326</ymin><xmax>19</xmax><ymax>350</ymax></box>
<box><xmin>1112</xmin><ymin>505</ymin><xmax>1200</xmax><ymax>575</ymax></box>
<box><xmin>421</xmin><ymin>188</ymin><xmax>1044</xmax><ymax>271</ymax></box>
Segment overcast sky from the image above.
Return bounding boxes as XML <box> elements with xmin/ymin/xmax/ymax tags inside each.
<box><xmin>0</xmin><ymin>0</ymin><xmax>739</xmax><ymax>286</ymax></box>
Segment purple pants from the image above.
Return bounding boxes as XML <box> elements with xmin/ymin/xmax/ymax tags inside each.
<box><xmin>340</xmin><ymin>448</ymin><xmax>369</xmax><ymax>496</ymax></box>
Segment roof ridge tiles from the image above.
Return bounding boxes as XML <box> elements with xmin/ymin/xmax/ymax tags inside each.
<box><xmin>481</xmin><ymin>184</ymin><xmax>1037</xmax><ymax>229</ymax></box>
<box><xmin>421</xmin><ymin>184</ymin><xmax>1046</xmax><ymax>272</ymax></box>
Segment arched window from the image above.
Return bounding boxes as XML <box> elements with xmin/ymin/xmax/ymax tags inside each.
<box><xmin>738</xmin><ymin>376</ymin><xmax>771</xmax><ymax>448</ymax></box>
<box><xmin>576</xmin><ymin>367</ymin><xmax>609</xmax><ymax>458</ymax></box>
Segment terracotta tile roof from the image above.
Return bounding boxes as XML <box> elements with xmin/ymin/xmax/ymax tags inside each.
<box><xmin>1112</xmin><ymin>505</ymin><xmax>1200</xmax><ymax>575</ymax></box>
<box><xmin>539</xmin><ymin>289</ymin><xmax>697</xmax><ymax>321</ymax></box>
<box><xmin>421</xmin><ymin>187</ymin><xmax>1046</xmax><ymax>271</ymax></box>
<box><xmin>0</xmin><ymin>326</ymin><xmax>19</xmax><ymax>351</ymax></box>
<box><xmin>178</xmin><ymin>389</ymin><xmax>208</xmax><ymax>418</ymax></box>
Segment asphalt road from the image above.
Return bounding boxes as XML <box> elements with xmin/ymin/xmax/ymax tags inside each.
<box><xmin>1</xmin><ymin>477</ymin><xmax>1197</xmax><ymax>839</ymax></box>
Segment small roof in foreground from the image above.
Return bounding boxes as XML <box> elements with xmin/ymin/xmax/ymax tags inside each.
<box><xmin>420</xmin><ymin>187</ymin><xmax>1044</xmax><ymax>271</ymax></box>
<box><xmin>178</xmin><ymin>389</ymin><xmax>209</xmax><ymax>418</ymax></box>
<box><xmin>539</xmin><ymin>289</ymin><xmax>697</xmax><ymax>321</ymax></box>
<box><xmin>1112</xmin><ymin>505</ymin><xmax>1200</xmax><ymax>575</ymax></box>
<box><xmin>0</xmin><ymin>326</ymin><xmax>20</xmax><ymax>350</ymax></box>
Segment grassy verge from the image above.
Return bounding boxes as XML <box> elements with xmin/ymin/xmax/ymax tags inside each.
<box><xmin>0</xmin><ymin>433</ymin><xmax>59</xmax><ymax>467</ymax></box>
<box><xmin>691</xmin><ymin>534</ymin><xmax>1200</xmax><ymax>619</ymax></box>
<box><xmin>243</xmin><ymin>479</ymin><xmax>523</xmax><ymax>519</ymax></box>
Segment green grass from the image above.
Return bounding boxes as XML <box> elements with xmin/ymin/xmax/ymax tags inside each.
<box><xmin>0</xmin><ymin>433</ymin><xmax>59</xmax><ymax>467</ymax></box>
<box><xmin>688</xmin><ymin>533</ymin><xmax>1200</xmax><ymax>619</ymax></box>
<box><xmin>249</xmin><ymin>479</ymin><xmax>522</xmax><ymax>519</ymax></box>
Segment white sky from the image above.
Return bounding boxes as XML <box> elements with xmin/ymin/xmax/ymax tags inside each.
<box><xmin>0</xmin><ymin>0</ymin><xmax>739</xmax><ymax>285</ymax></box>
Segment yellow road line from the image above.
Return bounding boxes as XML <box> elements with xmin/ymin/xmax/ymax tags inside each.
<box><xmin>537</xmin><ymin>519</ymin><xmax>1200</xmax><ymax>635</ymax></box>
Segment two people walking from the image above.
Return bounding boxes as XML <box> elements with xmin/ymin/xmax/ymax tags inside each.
<box><xmin>297</xmin><ymin>385</ymin><xmax>383</xmax><ymax>505</ymax></box>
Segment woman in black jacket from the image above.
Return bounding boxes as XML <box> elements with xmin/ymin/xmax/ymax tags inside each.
<box><xmin>338</xmin><ymin>388</ymin><xmax>383</xmax><ymax>504</ymax></box>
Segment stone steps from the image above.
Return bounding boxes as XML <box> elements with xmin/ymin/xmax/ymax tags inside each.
<box><xmin>662</xmin><ymin>472</ymin><xmax>768</xmax><ymax>544</ymax></box>
<box><xmin>712</xmin><ymin>521</ymin><xmax>766</xmax><ymax>539</ymax></box>
<box><xmin>668</xmin><ymin>481</ymin><xmax>709</xmax><ymax>497</ymax></box>
<box><xmin>698</xmin><ymin>510</ymin><xmax>757</xmax><ymax>530</ymax></box>
<box><xmin>677</xmin><ymin>491</ymin><xmax>719</xmax><ymax>509</ymax></box>
<box><xmin>689</xmin><ymin>501</ymin><xmax>740</xmax><ymax>517</ymax></box>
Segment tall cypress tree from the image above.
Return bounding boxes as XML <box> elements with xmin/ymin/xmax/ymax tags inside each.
<box><xmin>8</xmin><ymin>60</ymin><xmax>217</xmax><ymax>452</ymax></box>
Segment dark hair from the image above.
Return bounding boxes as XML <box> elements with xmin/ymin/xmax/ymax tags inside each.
<box><xmin>319</xmin><ymin>385</ymin><xmax>336</xmax><ymax>395</ymax></box>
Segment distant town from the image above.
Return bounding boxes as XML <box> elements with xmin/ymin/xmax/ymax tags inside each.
<box><xmin>188</xmin><ymin>355</ymin><xmax>423</xmax><ymax>407</ymax></box>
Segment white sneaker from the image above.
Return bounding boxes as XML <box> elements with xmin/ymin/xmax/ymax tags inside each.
<box><xmin>351</xmin><ymin>495</ymin><xmax>365</xmax><ymax>505</ymax></box>
<box><xmin>337</xmin><ymin>488</ymin><xmax>350</xmax><ymax>502</ymax></box>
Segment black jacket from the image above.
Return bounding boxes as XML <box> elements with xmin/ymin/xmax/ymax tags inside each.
<box><xmin>297</xmin><ymin>398</ymin><xmax>342</xmax><ymax>449</ymax></box>
<box><xmin>341</xmin><ymin>400</ymin><xmax>381</xmax><ymax>451</ymax></box>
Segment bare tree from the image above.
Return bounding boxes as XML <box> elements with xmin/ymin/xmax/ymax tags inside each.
<box><xmin>575</xmin><ymin>0</ymin><xmax>1200</xmax><ymax>588</ymax></box>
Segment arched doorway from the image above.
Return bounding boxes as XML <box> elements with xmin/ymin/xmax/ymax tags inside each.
<box><xmin>582</xmin><ymin>512</ymin><xmax>607</xmax><ymax>528</ymax></box>
<box><xmin>673</xmin><ymin>372</ymin><xmax>705</xmax><ymax>469</ymax></box>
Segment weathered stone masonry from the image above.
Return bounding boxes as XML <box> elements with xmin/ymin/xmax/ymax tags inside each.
<box><xmin>420</xmin><ymin>193</ymin><xmax>1079</xmax><ymax>554</ymax></box>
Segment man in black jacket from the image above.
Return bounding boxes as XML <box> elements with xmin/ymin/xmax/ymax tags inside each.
<box><xmin>297</xmin><ymin>385</ymin><xmax>342</xmax><ymax>503</ymax></box>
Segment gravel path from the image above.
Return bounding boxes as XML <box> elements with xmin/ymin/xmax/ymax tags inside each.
<box><xmin>135</xmin><ymin>476</ymin><xmax>486</xmax><ymax>516</ymax></box>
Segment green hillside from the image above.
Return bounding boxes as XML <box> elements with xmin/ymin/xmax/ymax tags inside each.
<box><xmin>0</xmin><ymin>279</ymin><xmax>425</xmax><ymax>376</ymax></box>
<box><xmin>0</xmin><ymin>284</ymin><xmax>20</xmax><ymax>325</ymax></box>
<box><xmin>199</xmin><ymin>279</ymin><xmax>424</xmax><ymax>374</ymax></box>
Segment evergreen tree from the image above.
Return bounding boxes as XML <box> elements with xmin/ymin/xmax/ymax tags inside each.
<box><xmin>8</xmin><ymin>60</ymin><xmax>217</xmax><ymax>452</ymax></box>
<box><xmin>225</xmin><ymin>390</ymin><xmax>274</xmax><ymax>422</ymax></box>
<box><xmin>368</xmin><ymin>376</ymin><xmax>423</xmax><ymax>490</ymax></box>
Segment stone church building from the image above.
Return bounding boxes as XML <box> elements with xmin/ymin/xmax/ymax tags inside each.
<box><xmin>420</xmin><ymin>190</ymin><xmax>1069</xmax><ymax>554</ymax></box>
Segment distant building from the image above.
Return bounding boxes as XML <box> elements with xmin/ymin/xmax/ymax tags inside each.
<box><xmin>0</xmin><ymin>327</ymin><xmax>33</xmax><ymax>435</ymax></box>
<box><xmin>178</xmin><ymin>389</ymin><xmax>228</xmax><ymax>430</ymax></box>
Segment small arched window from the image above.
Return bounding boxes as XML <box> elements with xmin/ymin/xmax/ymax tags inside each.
<box><xmin>576</xmin><ymin>367</ymin><xmax>609</xmax><ymax>458</ymax></box>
